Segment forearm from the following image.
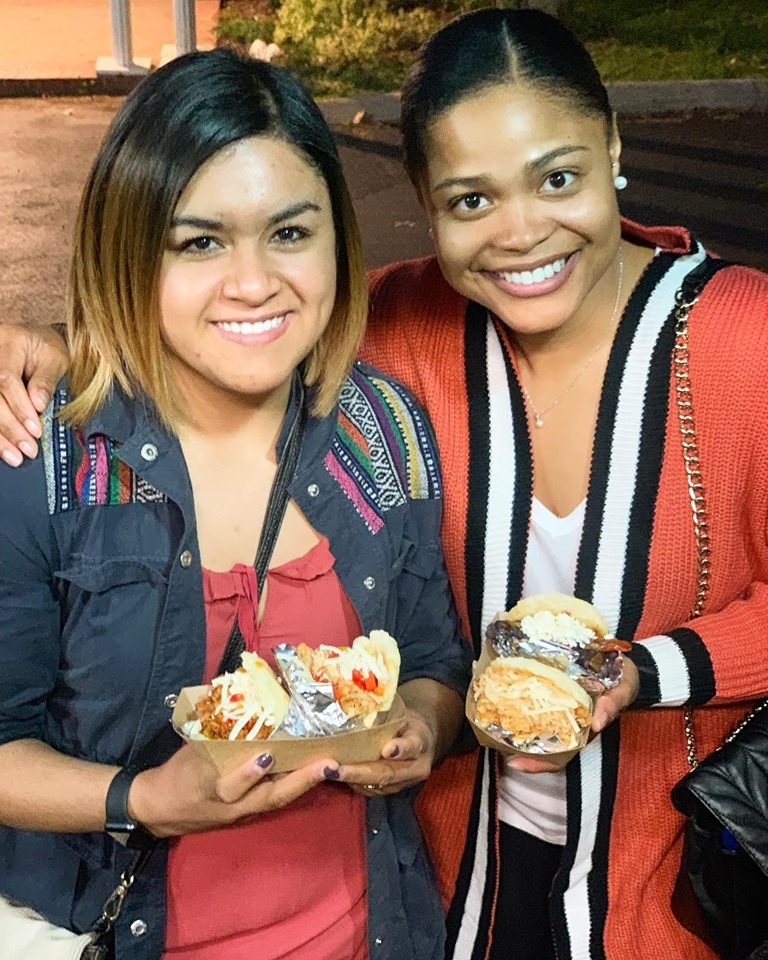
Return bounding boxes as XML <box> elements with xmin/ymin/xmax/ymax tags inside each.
<box><xmin>0</xmin><ymin>739</ymin><xmax>117</xmax><ymax>832</ymax></box>
<box><xmin>398</xmin><ymin>677</ymin><xmax>464</xmax><ymax>761</ymax></box>
<box><xmin>629</xmin><ymin>581</ymin><xmax>768</xmax><ymax>708</ymax></box>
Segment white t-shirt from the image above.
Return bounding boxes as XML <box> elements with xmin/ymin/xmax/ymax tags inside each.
<box><xmin>497</xmin><ymin>497</ymin><xmax>586</xmax><ymax>846</ymax></box>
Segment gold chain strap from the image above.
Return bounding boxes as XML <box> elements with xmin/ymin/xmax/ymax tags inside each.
<box><xmin>675</xmin><ymin>281</ymin><xmax>767</xmax><ymax>770</ymax></box>
<box><xmin>673</xmin><ymin>286</ymin><xmax>708</xmax><ymax>770</ymax></box>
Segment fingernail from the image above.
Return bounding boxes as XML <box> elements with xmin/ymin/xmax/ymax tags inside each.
<box><xmin>323</xmin><ymin>766</ymin><xmax>340</xmax><ymax>780</ymax></box>
<box><xmin>19</xmin><ymin>441</ymin><xmax>37</xmax><ymax>459</ymax></box>
<box><xmin>2</xmin><ymin>450</ymin><xmax>23</xmax><ymax>467</ymax></box>
<box><xmin>25</xmin><ymin>418</ymin><xmax>42</xmax><ymax>439</ymax></box>
<box><xmin>387</xmin><ymin>746</ymin><xmax>400</xmax><ymax>759</ymax></box>
<box><xmin>34</xmin><ymin>390</ymin><xmax>50</xmax><ymax>411</ymax></box>
<box><xmin>254</xmin><ymin>753</ymin><xmax>273</xmax><ymax>770</ymax></box>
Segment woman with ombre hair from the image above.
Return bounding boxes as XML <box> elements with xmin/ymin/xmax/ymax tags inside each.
<box><xmin>0</xmin><ymin>49</ymin><xmax>469</xmax><ymax>960</ymax></box>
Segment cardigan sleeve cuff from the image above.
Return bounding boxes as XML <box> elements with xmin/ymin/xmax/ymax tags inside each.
<box><xmin>627</xmin><ymin>628</ymin><xmax>716</xmax><ymax>708</ymax></box>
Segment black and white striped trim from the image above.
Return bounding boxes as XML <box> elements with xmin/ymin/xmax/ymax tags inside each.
<box><xmin>448</xmin><ymin>243</ymin><xmax>720</xmax><ymax>959</ymax></box>
<box><xmin>448</xmin><ymin>307</ymin><xmax>531</xmax><ymax>960</ymax></box>
<box><xmin>558</xmin><ymin>242</ymin><xmax>711</xmax><ymax>959</ymax></box>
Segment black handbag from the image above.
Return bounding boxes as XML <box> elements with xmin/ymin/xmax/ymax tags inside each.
<box><xmin>671</xmin><ymin>704</ymin><xmax>768</xmax><ymax>960</ymax></box>
<box><xmin>666</xmin><ymin>258</ymin><xmax>768</xmax><ymax>960</ymax></box>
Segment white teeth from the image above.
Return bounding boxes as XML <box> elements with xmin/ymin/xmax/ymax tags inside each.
<box><xmin>220</xmin><ymin>316</ymin><xmax>286</xmax><ymax>334</ymax></box>
<box><xmin>499</xmin><ymin>256</ymin><xmax>567</xmax><ymax>285</ymax></box>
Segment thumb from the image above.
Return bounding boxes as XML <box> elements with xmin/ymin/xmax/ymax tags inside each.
<box><xmin>215</xmin><ymin>752</ymin><xmax>275</xmax><ymax>804</ymax></box>
<box><xmin>27</xmin><ymin>373</ymin><xmax>58</xmax><ymax>413</ymax></box>
<box><xmin>26</xmin><ymin>326</ymin><xmax>70</xmax><ymax>412</ymax></box>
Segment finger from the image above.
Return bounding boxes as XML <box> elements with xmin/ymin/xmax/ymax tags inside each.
<box><xmin>337</xmin><ymin>759</ymin><xmax>400</xmax><ymax>788</ymax></box>
<box><xmin>215</xmin><ymin>752</ymin><xmax>277</xmax><ymax>804</ymax></box>
<box><xmin>236</xmin><ymin>758</ymin><xmax>334</xmax><ymax>814</ymax></box>
<box><xmin>505</xmin><ymin>753</ymin><xmax>571</xmax><ymax>774</ymax></box>
<box><xmin>0</xmin><ymin>372</ymin><xmax>40</xmax><ymax>462</ymax></box>
<box><xmin>591</xmin><ymin>694</ymin><xmax>621</xmax><ymax>733</ymax></box>
<box><xmin>27</xmin><ymin>377</ymin><xmax>55</xmax><ymax>415</ymax></box>
<box><xmin>379</xmin><ymin>731</ymin><xmax>424</xmax><ymax>762</ymax></box>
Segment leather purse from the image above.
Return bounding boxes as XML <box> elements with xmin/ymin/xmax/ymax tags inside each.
<box><xmin>667</xmin><ymin>258</ymin><xmax>768</xmax><ymax>960</ymax></box>
<box><xmin>671</xmin><ymin>704</ymin><xmax>768</xmax><ymax>960</ymax></box>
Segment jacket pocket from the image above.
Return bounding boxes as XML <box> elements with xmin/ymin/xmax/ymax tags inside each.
<box><xmin>389</xmin><ymin>540</ymin><xmax>440</xmax><ymax>582</ymax></box>
<box><xmin>55</xmin><ymin>558</ymin><xmax>168</xmax><ymax>593</ymax></box>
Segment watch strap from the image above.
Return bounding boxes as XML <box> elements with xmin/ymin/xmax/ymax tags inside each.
<box><xmin>105</xmin><ymin>766</ymin><xmax>155</xmax><ymax>850</ymax></box>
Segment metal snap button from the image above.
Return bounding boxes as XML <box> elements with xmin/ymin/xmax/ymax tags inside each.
<box><xmin>307</xmin><ymin>483</ymin><xmax>320</xmax><ymax>497</ymax></box>
<box><xmin>371</xmin><ymin>827</ymin><xmax>379</xmax><ymax>835</ymax></box>
<box><xmin>140</xmin><ymin>443</ymin><xmax>158</xmax><ymax>462</ymax></box>
<box><xmin>179</xmin><ymin>550</ymin><xmax>193</xmax><ymax>568</ymax></box>
<box><xmin>130</xmin><ymin>919</ymin><xmax>147</xmax><ymax>937</ymax></box>
<box><xmin>163</xmin><ymin>694</ymin><xmax>178</xmax><ymax>708</ymax></box>
<box><xmin>374</xmin><ymin>937</ymin><xmax>383</xmax><ymax>946</ymax></box>
<box><xmin>363</xmin><ymin>576</ymin><xmax>376</xmax><ymax>590</ymax></box>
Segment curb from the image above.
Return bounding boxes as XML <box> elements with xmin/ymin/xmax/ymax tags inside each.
<box><xmin>1</xmin><ymin>74</ymin><xmax>766</xmax><ymax>118</ymax></box>
<box><xmin>318</xmin><ymin>78</ymin><xmax>768</xmax><ymax>125</ymax></box>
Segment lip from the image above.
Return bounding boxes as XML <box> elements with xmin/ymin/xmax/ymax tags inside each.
<box><xmin>211</xmin><ymin>312</ymin><xmax>291</xmax><ymax>346</ymax></box>
<box><xmin>484</xmin><ymin>251</ymin><xmax>579</xmax><ymax>298</ymax></box>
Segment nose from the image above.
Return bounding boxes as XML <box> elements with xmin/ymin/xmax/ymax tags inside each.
<box><xmin>222</xmin><ymin>244</ymin><xmax>280</xmax><ymax>305</ymax></box>
<box><xmin>492</xmin><ymin>196</ymin><xmax>553</xmax><ymax>253</ymax></box>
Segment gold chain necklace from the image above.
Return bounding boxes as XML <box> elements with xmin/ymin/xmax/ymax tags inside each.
<box><xmin>521</xmin><ymin>254</ymin><xmax>624</xmax><ymax>428</ymax></box>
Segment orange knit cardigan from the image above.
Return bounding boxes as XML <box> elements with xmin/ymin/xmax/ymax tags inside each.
<box><xmin>360</xmin><ymin>221</ymin><xmax>768</xmax><ymax>960</ymax></box>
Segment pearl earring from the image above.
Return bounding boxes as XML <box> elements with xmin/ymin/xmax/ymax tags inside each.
<box><xmin>614</xmin><ymin>174</ymin><xmax>628</xmax><ymax>190</ymax></box>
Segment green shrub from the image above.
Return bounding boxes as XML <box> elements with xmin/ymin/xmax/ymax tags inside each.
<box><xmin>215</xmin><ymin>8</ymin><xmax>276</xmax><ymax>47</ymax></box>
<box><xmin>273</xmin><ymin>0</ymin><xmax>442</xmax><ymax>67</ymax></box>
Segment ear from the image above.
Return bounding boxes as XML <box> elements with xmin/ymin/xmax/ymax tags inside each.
<box><xmin>609</xmin><ymin>113</ymin><xmax>622</xmax><ymax>169</ymax></box>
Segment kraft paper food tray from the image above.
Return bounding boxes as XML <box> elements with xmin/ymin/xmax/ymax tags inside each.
<box><xmin>173</xmin><ymin>686</ymin><xmax>406</xmax><ymax>776</ymax></box>
<box><xmin>465</xmin><ymin>643</ymin><xmax>589</xmax><ymax>769</ymax></box>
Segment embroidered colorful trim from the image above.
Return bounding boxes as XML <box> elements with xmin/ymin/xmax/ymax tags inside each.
<box><xmin>324</xmin><ymin>369</ymin><xmax>441</xmax><ymax>533</ymax></box>
<box><xmin>42</xmin><ymin>388</ymin><xmax>166</xmax><ymax>514</ymax></box>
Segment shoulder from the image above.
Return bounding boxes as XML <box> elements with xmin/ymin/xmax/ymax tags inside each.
<box><xmin>328</xmin><ymin>362</ymin><xmax>443</xmax><ymax>509</ymax></box>
<box><xmin>691</xmin><ymin>259</ymin><xmax>768</xmax><ymax>362</ymax></box>
<box><xmin>361</xmin><ymin>257</ymin><xmax>470</xmax><ymax>396</ymax></box>
<box><xmin>366</xmin><ymin>256</ymin><xmax>467</xmax><ymax>335</ymax></box>
<box><xmin>40</xmin><ymin>384</ymin><xmax>166</xmax><ymax>514</ymax></box>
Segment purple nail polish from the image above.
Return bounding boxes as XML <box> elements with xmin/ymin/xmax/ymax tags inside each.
<box><xmin>255</xmin><ymin>753</ymin><xmax>273</xmax><ymax>770</ymax></box>
<box><xmin>389</xmin><ymin>746</ymin><xmax>400</xmax><ymax>758</ymax></box>
<box><xmin>323</xmin><ymin>766</ymin><xmax>340</xmax><ymax>780</ymax></box>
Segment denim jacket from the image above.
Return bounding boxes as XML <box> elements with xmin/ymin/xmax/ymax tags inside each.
<box><xmin>0</xmin><ymin>362</ymin><xmax>470</xmax><ymax>960</ymax></box>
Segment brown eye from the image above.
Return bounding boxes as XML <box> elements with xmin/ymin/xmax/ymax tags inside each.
<box><xmin>450</xmin><ymin>192</ymin><xmax>491</xmax><ymax>213</ymax></box>
<box><xmin>543</xmin><ymin>170</ymin><xmax>575</xmax><ymax>192</ymax></box>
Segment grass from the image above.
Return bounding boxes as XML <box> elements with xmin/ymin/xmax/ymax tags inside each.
<box><xmin>217</xmin><ymin>0</ymin><xmax>768</xmax><ymax>97</ymax></box>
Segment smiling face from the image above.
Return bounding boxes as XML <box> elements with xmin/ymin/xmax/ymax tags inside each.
<box><xmin>159</xmin><ymin>136</ymin><xmax>337</xmax><ymax>409</ymax></box>
<box><xmin>420</xmin><ymin>84</ymin><xmax>623</xmax><ymax>338</ymax></box>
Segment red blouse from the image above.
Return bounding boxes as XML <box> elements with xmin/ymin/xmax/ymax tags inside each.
<box><xmin>163</xmin><ymin>538</ymin><xmax>368</xmax><ymax>960</ymax></box>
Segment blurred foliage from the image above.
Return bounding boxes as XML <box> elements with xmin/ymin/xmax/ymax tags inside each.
<box><xmin>216</xmin><ymin>0</ymin><xmax>768</xmax><ymax>96</ymax></box>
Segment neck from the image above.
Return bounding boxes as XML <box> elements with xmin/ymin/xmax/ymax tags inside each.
<box><xmin>172</xmin><ymin>365</ymin><xmax>294</xmax><ymax>449</ymax></box>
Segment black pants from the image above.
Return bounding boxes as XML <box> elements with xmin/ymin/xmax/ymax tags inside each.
<box><xmin>489</xmin><ymin>822</ymin><xmax>563</xmax><ymax>960</ymax></box>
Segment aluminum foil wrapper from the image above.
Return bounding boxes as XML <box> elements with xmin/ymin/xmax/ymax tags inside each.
<box><xmin>273</xmin><ymin>644</ymin><xmax>364</xmax><ymax>737</ymax></box>
<box><xmin>485</xmin><ymin>618</ymin><xmax>623</xmax><ymax>694</ymax></box>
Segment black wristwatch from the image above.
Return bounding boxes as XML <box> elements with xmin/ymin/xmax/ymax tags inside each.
<box><xmin>105</xmin><ymin>766</ymin><xmax>156</xmax><ymax>850</ymax></box>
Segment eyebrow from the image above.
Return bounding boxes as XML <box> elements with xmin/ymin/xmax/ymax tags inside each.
<box><xmin>432</xmin><ymin>145</ymin><xmax>590</xmax><ymax>193</ymax></box>
<box><xmin>528</xmin><ymin>145</ymin><xmax>589</xmax><ymax>172</ymax></box>
<box><xmin>170</xmin><ymin>201</ymin><xmax>322</xmax><ymax>231</ymax></box>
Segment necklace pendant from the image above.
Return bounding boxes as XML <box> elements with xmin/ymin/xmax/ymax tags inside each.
<box><xmin>534</xmin><ymin>415</ymin><xmax>544</xmax><ymax>428</ymax></box>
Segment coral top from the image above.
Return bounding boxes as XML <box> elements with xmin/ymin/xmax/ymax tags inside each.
<box><xmin>163</xmin><ymin>537</ymin><xmax>368</xmax><ymax>960</ymax></box>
